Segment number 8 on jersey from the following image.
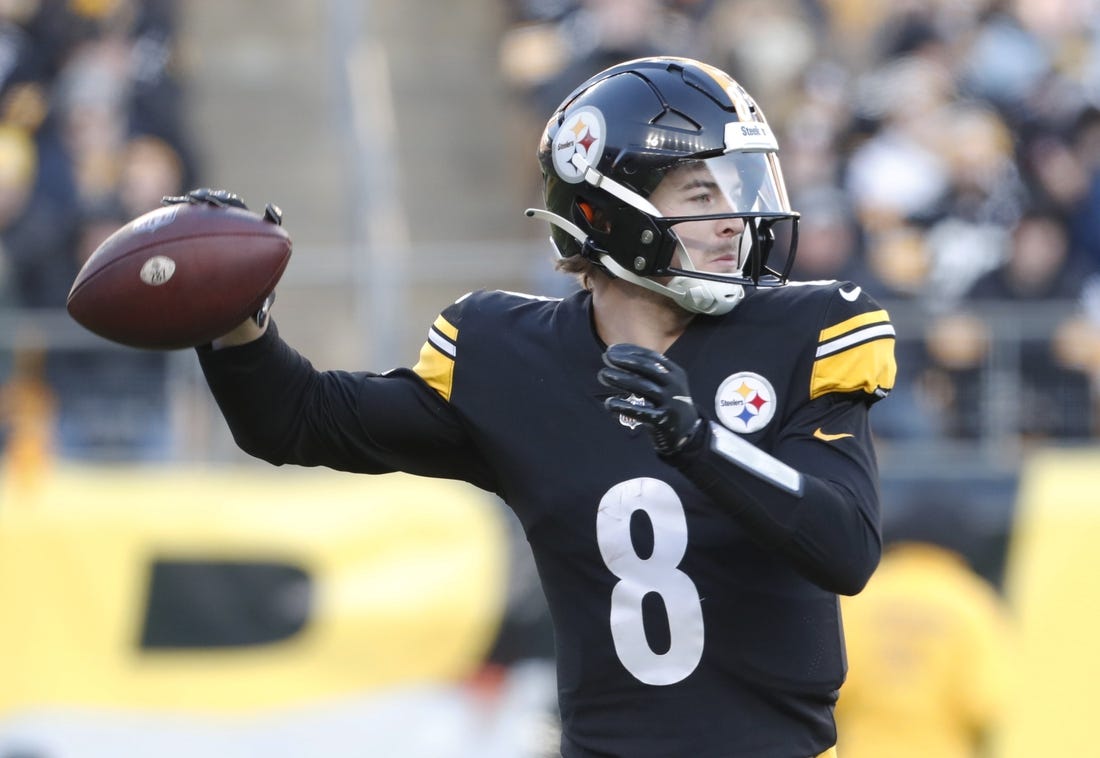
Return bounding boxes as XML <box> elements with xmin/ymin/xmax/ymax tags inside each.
<box><xmin>596</xmin><ymin>477</ymin><xmax>705</xmax><ymax>685</ymax></box>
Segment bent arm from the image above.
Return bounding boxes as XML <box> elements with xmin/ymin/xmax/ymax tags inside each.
<box><xmin>197</xmin><ymin>321</ymin><xmax>496</xmax><ymax>490</ymax></box>
<box><xmin>668</xmin><ymin>394</ymin><xmax>882</xmax><ymax>595</ymax></box>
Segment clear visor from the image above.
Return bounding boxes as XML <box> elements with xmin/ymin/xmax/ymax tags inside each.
<box><xmin>643</xmin><ymin>151</ymin><xmax>791</xmax><ymax>217</ymax></box>
<box><xmin>644</xmin><ymin>151</ymin><xmax>796</xmax><ymax>285</ymax></box>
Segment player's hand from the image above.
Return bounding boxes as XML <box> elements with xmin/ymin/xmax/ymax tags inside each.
<box><xmin>598</xmin><ymin>343</ymin><xmax>703</xmax><ymax>455</ymax></box>
<box><xmin>162</xmin><ymin>188</ymin><xmax>282</xmax><ymax>333</ymax></box>
<box><xmin>162</xmin><ymin>187</ymin><xmax>284</xmax><ymax>225</ymax></box>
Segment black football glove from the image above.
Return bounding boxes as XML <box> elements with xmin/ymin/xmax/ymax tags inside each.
<box><xmin>598</xmin><ymin>343</ymin><xmax>704</xmax><ymax>456</ymax></box>
<box><xmin>162</xmin><ymin>187</ymin><xmax>284</xmax><ymax>226</ymax></box>
<box><xmin>161</xmin><ymin>188</ymin><xmax>283</xmax><ymax>327</ymax></box>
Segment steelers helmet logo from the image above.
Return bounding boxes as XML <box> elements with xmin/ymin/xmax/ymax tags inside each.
<box><xmin>553</xmin><ymin>106</ymin><xmax>605</xmax><ymax>184</ymax></box>
<box><xmin>715</xmin><ymin>372</ymin><xmax>777</xmax><ymax>434</ymax></box>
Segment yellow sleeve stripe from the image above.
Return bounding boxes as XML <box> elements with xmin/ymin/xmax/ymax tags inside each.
<box><xmin>432</xmin><ymin>314</ymin><xmax>458</xmax><ymax>341</ymax></box>
<box><xmin>818</xmin><ymin>309</ymin><xmax>890</xmax><ymax>343</ymax></box>
<box><xmin>412</xmin><ymin>316</ymin><xmax>457</xmax><ymax>401</ymax></box>
<box><xmin>810</xmin><ymin>337</ymin><xmax>897</xmax><ymax>400</ymax></box>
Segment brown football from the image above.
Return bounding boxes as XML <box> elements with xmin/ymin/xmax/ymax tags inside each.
<box><xmin>67</xmin><ymin>203</ymin><xmax>292</xmax><ymax>349</ymax></box>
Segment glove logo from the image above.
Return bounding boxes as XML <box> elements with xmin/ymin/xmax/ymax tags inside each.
<box><xmin>617</xmin><ymin>393</ymin><xmax>647</xmax><ymax>430</ymax></box>
<box><xmin>553</xmin><ymin>106</ymin><xmax>606</xmax><ymax>184</ymax></box>
<box><xmin>714</xmin><ymin>371</ymin><xmax>776</xmax><ymax>434</ymax></box>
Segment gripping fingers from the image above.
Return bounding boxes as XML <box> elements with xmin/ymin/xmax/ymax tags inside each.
<box><xmin>601</xmin><ymin>343</ymin><xmax>700</xmax><ymax>455</ymax></box>
<box><xmin>602</xmin><ymin>343</ymin><xmax>674</xmax><ymax>382</ymax></box>
<box><xmin>188</xmin><ymin>188</ymin><xmax>249</xmax><ymax>209</ymax></box>
<box><xmin>162</xmin><ymin>187</ymin><xmax>249</xmax><ymax>210</ymax></box>
<box><xmin>263</xmin><ymin>203</ymin><xmax>284</xmax><ymax>225</ymax></box>
<box><xmin>162</xmin><ymin>190</ymin><xmax>282</xmax><ymax>227</ymax></box>
<box><xmin>597</xmin><ymin>366</ymin><xmax>664</xmax><ymax>399</ymax></box>
<box><xmin>604</xmin><ymin>395</ymin><xmax>665</xmax><ymax>423</ymax></box>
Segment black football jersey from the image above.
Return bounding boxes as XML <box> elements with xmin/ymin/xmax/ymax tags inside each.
<box><xmin>198</xmin><ymin>281</ymin><xmax>896</xmax><ymax>758</ymax></box>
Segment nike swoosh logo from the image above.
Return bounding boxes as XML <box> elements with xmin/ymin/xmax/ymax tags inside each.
<box><xmin>839</xmin><ymin>285</ymin><xmax>861</xmax><ymax>302</ymax></box>
<box><xmin>814</xmin><ymin>428</ymin><xmax>854</xmax><ymax>442</ymax></box>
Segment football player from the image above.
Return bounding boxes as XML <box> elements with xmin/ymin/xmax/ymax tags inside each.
<box><xmin>189</xmin><ymin>57</ymin><xmax>896</xmax><ymax>757</ymax></box>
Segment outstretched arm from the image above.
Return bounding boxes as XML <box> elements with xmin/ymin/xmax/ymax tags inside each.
<box><xmin>199</xmin><ymin>321</ymin><xmax>497</xmax><ymax>490</ymax></box>
<box><xmin>168</xmin><ymin>188</ymin><xmax>497</xmax><ymax>490</ymax></box>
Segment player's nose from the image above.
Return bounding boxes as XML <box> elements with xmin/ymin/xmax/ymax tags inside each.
<box><xmin>716</xmin><ymin>216</ymin><xmax>745</xmax><ymax>238</ymax></box>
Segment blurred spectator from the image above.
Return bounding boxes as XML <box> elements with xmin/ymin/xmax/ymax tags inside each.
<box><xmin>844</xmin><ymin>55</ymin><xmax>955</xmax><ymax>230</ymax></box>
<box><xmin>117</xmin><ymin>132</ymin><xmax>185</xmax><ymax>218</ymax></box>
<box><xmin>788</xmin><ymin>186</ymin><xmax>866</xmax><ymax>284</ymax></box>
<box><xmin>0</xmin><ymin>0</ymin><xmax>192</xmax><ymax>309</ymax></box>
<box><xmin>780</xmin><ymin>61</ymin><xmax>852</xmax><ymax>193</ymax></box>
<box><xmin>861</xmin><ymin>221</ymin><xmax>932</xmax><ymax>301</ymax></box>
<box><xmin>707</xmin><ymin>0</ymin><xmax>817</xmax><ymax>111</ymax></box>
<box><xmin>499</xmin><ymin>0</ymin><xmax>712</xmax><ymax>117</ymax></box>
<box><xmin>916</xmin><ymin>303</ymin><xmax>1095</xmax><ymax>441</ymax></box>
<box><xmin>959</xmin><ymin>7</ymin><xmax>1050</xmax><ymax>113</ymax></box>
<box><xmin>1018</xmin><ymin>129</ymin><xmax>1100</xmax><ymax>271</ymax></box>
<box><xmin>921</xmin><ymin>103</ymin><xmax>1026</xmax><ymax>308</ymax></box>
<box><xmin>1060</xmin><ymin>108</ymin><xmax>1100</xmax><ymax>275</ymax></box>
<box><xmin>49</xmin><ymin>193</ymin><xmax>174</xmax><ymax>460</ymax></box>
<box><xmin>0</xmin><ymin>1</ymin><xmax>190</xmax><ymax>461</ymax></box>
<box><xmin>0</xmin><ymin>328</ymin><xmax>56</xmax><ymax>500</ymax></box>
<box><xmin>837</xmin><ymin>497</ymin><xmax>1014</xmax><ymax>758</ymax></box>
<box><xmin>0</xmin><ymin>122</ymin><xmax>76</xmax><ymax>308</ymax></box>
<box><xmin>962</xmin><ymin>210</ymin><xmax>1096</xmax><ymax>439</ymax></box>
<box><xmin>47</xmin><ymin>345</ymin><xmax>173</xmax><ymax>461</ymax></box>
<box><xmin>916</xmin><ymin>311</ymin><xmax>990</xmax><ymax>440</ymax></box>
<box><xmin>53</xmin><ymin>34</ymin><xmax>135</xmax><ymax>206</ymax></box>
<box><xmin>968</xmin><ymin>208</ymin><xmax>1087</xmax><ymax>302</ymax></box>
<box><xmin>1051</xmin><ymin>300</ymin><xmax>1100</xmax><ymax>434</ymax></box>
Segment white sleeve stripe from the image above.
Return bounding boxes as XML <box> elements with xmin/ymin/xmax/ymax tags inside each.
<box><xmin>816</xmin><ymin>324</ymin><xmax>895</xmax><ymax>358</ymax></box>
<box><xmin>428</xmin><ymin>326</ymin><xmax>457</xmax><ymax>358</ymax></box>
<box><xmin>709</xmin><ymin>424</ymin><xmax>803</xmax><ymax>495</ymax></box>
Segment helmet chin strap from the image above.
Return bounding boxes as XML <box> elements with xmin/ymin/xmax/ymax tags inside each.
<box><xmin>598</xmin><ymin>252</ymin><xmax>745</xmax><ymax>316</ymax></box>
<box><xmin>524</xmin><ymin>207</ymin><xmax>745</xmax><ymax>316</ymax></box>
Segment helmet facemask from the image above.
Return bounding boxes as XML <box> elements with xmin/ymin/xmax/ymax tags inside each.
<box><xmin>636</xmin><ymin>152</ymin><xmax>797</xmax><ymax>284</ymax></box>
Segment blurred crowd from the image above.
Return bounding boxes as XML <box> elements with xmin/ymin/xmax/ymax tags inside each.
<box><xmin>0</xmin><ymin>0</ymin><xmax>191</xmax><ymax>462</ymax></box>
<box><xmin>0</xmin><ymin>0</ymin><xmax>192</xmax><ymax>309</ymax></box>
<box><xmin>500</xmin><ymin>0</ymin><xmax>1100</xmax><ymax>443</ymax></box>
<box><xmin>2</xmin><ymin>0</ymin><xmax>1100</xmax><ymax>465</ymax></box>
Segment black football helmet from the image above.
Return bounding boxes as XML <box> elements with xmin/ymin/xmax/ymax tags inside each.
<box><xmin>529</xmin><ymin>57</ymin><xmax>799</xmax><ymax>314</ymax></box>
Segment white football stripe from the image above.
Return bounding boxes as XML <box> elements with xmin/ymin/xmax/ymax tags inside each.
<box><xmin>427</xmin><ymin>328</ymin><xmax>456</xmax><ymax>358</ymax></box>
<box><xmin>816</xmin><ymin>323</ymin><xmax>895</xmax><ymax>358</ymax></box>
<box><xmin>710</xmin><ymin>424</ymin><xmax>802</xmax><ymax>494</ymax></box>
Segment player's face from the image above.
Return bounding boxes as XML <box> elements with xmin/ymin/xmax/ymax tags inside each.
<box><xmin>648</xmin><ymin>163</ymin><xmax>746</xmax><ymax>274</ymax></box>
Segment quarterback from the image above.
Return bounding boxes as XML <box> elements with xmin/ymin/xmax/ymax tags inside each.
<box><xmin>191</xmin><ymin>57</ymin><xmax>896</xmax><ymax>757</ymax></box>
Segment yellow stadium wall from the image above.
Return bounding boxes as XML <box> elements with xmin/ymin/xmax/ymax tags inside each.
<box><xmin>15</xmin><ymin>448</ymin><xmax>1097</xmax><ymax>752</ymax></box>
<box><xmin>996</xmin><ymin>447</ymin><xmax>1100</xmax><ymax>757</ymax></box>
<box><xmin>0</xmin><ymin>464</ymin><xmax>508</xmax><ymax>716</ymax></box>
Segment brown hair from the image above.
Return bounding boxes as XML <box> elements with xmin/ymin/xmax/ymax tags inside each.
<box><xmin>555</xmin><ymin>253</ymin><xmax>608</xmax><ymax>290</ymax></box>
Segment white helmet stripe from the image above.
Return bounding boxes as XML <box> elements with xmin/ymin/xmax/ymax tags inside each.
<box><xmin>570</xmin><ymin>153</ymin><xmax>663</xmax><ymax>216</ymax></box>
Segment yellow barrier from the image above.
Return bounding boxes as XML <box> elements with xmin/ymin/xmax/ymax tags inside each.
<box><xmin>0</xmin><ymin>464</ymin><xmax>508</xmax><ymax>715</ymax></box>
<box><xmin>997</xmin><ymin>447</ymin><xmax>1100</xmax><ymax>758</ymax></box>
